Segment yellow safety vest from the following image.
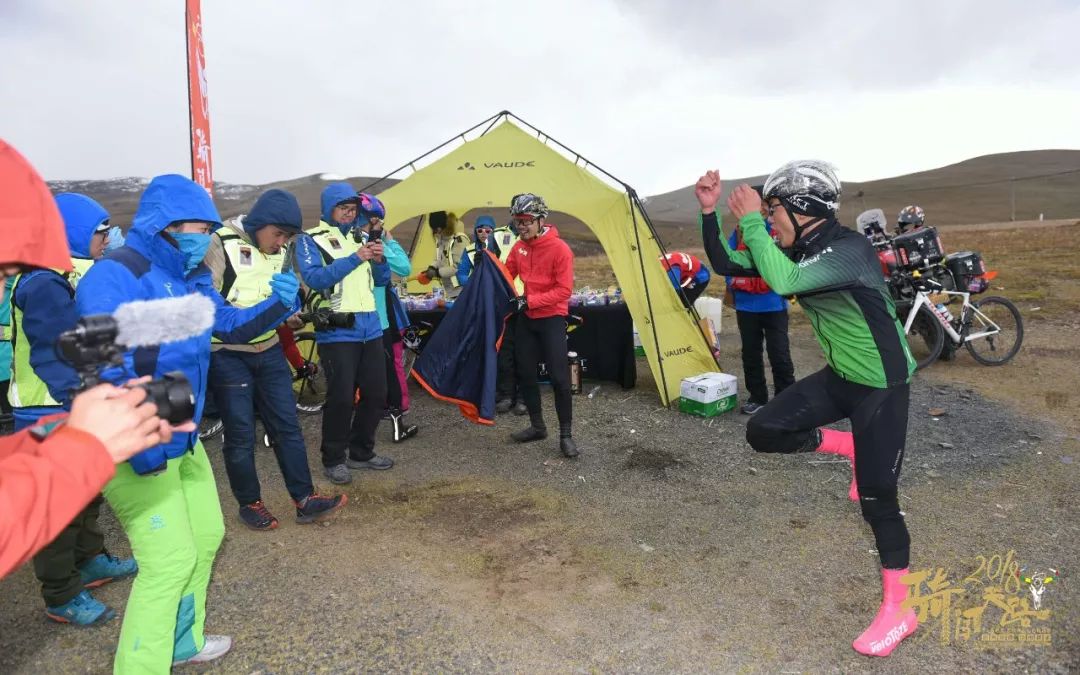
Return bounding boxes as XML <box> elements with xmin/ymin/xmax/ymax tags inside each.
<box><xmin>491</xmin><ymin>226</ymin><xmax>518</xmax><ymax>264</ymax></box>
<box><xmin>307</xmin><ymin>222</ymin><xmax>376</xmax><ymax>313</ymax></box>
<box><xmin>212</xmin><ymin>231</ymin><xmax>285</xmax><ymax>344</ymax></box>
<box><xmin>8</xmin><ymin>257</ymin><xmax>90</xmax><ymax>408</ymax></box>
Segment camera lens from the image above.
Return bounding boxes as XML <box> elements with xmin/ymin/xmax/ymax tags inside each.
<box><xmin>137</xmin><ymin>371</ymin><xmax>195</xmax><ymax>425</ymax></box>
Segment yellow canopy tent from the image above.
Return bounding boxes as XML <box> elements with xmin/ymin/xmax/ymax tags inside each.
<box><xmin>362</xmin><ymin>112</ymin><xmax>716</xmax><ymax>406</ymax></box>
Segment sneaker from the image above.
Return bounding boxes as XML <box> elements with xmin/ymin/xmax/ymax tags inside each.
<box><xmin>45</xmin><ymin>590</ymin><xmax>116</xmax><ymax>626</ymax></box>
<box><xmin>238</xmin><ymin>501</ymin><xmax>278</xmax><ymax>530</ymax></box>
<box><xmin>198</xmin><ymin>418</ymin><xmax>224</xmax><ymax>441</ymax></box>
<box><xmin>323</xmin><ymin>464</ymin><xmax>353</xmax><ymax>485</ymax></box>
<box><xmin>295</xmin><ymin>493</ymin><xmax>348</xmax><ymax>524</ymax></box>
<box><xmin>740</xmin><ymin>401</ymin><xmax>765</xmax><ymax>415</ymax></box>
<box><xmin>346</xmin><ymin>454</ymin><xmax>395</xmax><ymax>470</ymax></box>
<box><xmin>173</xmin><ymin>635</ymin><xmax>233</xmax><ymax>665</ymax></box>
<box><xmin>512</xmin><ymin>402</ymin><xmax>529</xmax><ymax>416</ymax></box>
<box><xmin>78</xmin><ymin>553</ymin><xmax>137</xmax><ymax>589</ymax></box>
<box><xmin>495</xmin><ymin>398</ymin><xmax>513</xmax><ymax>414</ymax></box>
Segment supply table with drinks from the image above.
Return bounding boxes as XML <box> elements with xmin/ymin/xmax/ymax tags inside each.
<box><xmin>402</xmin><ymin>287</ymin><xmax>637</xmax><ymax>389</ymax></box>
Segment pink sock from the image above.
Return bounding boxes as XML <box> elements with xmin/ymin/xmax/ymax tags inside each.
<box><xmin>853</xmin><ymin>568</ymin><xmax>918</xmax><ymax>656</ymax></box>
<box><xmin>815</xmin><ymin>429</ymin><xmax>859</xmax><ymax>501</ymax></box>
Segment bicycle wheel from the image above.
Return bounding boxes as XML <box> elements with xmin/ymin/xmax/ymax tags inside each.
<box><xmin>964</xmin><ymin>296</ymin><xmax>1024</xmax><ymax>366</ymax></box>
<box><xmin>902</xmin><ymin>304</ymin><xmax>944</xmax><ymax>370</ymax></box>
<box><xmin>290</xmin><ymin>331</ymin><xmax>326</xmax><ymax>414</ymax></box>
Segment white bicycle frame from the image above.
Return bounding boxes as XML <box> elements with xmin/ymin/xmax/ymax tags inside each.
<box><xmin>901</xmin><ymin>288</ymin><xmax>1001</xmax><ymax>345</ymax></box>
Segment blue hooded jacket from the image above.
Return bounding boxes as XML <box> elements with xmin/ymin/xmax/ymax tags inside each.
<box><xmin>294</xmin><ymin>182</ymin><xmax>389</xmax><ymax>344</ymax></box>
<box><xmin>11</xmin><ymin>193</ymin><xmax>109</xmax><ymax>429</ymax></box>
<box><xmin>76</xmin><ymin>174</ymin><xmax>298</xmax><ymax>474</ymax></box>
<box><xmin>456</xmin><ymin>215</ymin><xmax>499</xmax><ymax>286</ymax></box>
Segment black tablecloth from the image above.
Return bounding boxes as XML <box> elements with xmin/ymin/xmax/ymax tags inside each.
<box><xmin>407</xmin><ymin>303</ymin><xmax>636</xmax><ymax>388</ymax></box>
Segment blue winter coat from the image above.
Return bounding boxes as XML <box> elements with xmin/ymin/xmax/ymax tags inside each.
<box><xmin>294</xmin><ymin>182</ymin><xmax>389</xmax><ymax>343</ymax></box>
<box><xmin>11</xmin><ymin>193</ymin><xmax>109</xmax><ymax>429</ymax></box>
<box><xmin>76</xmin><ymin>174</ymin><xmax>297</xmax><ymax>474</ymax></box>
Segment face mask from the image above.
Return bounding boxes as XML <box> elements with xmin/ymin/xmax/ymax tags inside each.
<box><xmin>171</xmin><ymin>232</ymin><xmax>211</xmax><ymax>272</ymax></box>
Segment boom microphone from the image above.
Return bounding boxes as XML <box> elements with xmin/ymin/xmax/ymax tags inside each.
<box><xmin>113</xmin><ymin>294</ymin><xmax>216</xmax><ymax>347</ymax></box>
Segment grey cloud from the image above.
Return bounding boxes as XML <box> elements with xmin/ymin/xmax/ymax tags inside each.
<box><xmin>617</xmin><ymin>0</ymin><xmax>1080</xmax><ymax>89</ymax></box>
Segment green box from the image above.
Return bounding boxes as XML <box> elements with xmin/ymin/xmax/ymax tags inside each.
<box><xmin>679</xmin><ymin>394</ymin><xmax>737</xmax><ymax>417</ymax></box>
<box><xmin>634</xmin><ymin>345</ymin><xmax>645</xmax><ymax>357</ymax></box>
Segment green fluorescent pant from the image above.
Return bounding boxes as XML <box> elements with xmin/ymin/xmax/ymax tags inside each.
<box><xmin>103</xmin><ymin>441</ymin><xmax>224</xmax><ymax>674</ymax></box>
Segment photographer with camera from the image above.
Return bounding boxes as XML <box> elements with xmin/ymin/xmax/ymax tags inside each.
<box><xmin>353</xmin><ymin>193</ymin><xmax>418</xmax><ymax>443</ymax></box>
<box><xmin>295</xmin><ymin>183</ymin><xmax>393</xmax><ymax>485</ymax></box>
<box><xmin>697</xmin><ymin>162</ymin><xmax>918</xmax><ymax>657</ymax></box>
<box><xmin>0</xmin><ymin>141</ymin><xmax>187</xmax><ymax>582</ymax></box>
<box><xmin>76</xmin><ymin>174</ymin><xmax>301</xmax><ymax>671</ymax></box>
<box><xmin>8</xmin><ymin>192</ymin><xmax>138</xmax><ymax>626</ymax></box>
<box><xmin>204</xmin><ymin>189</ymin><xmax>346</xmax><ymax>531</ymax></box>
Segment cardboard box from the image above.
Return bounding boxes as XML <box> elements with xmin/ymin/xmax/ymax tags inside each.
<box><xmin>679</xmin><ymin>395</ymin><xmax>737</xmax><ymax>417</ymax></box>
<box><xmin>678</xmin><ymin>372</ymin><xmax>738</xmax><ymax>417</ymax></box>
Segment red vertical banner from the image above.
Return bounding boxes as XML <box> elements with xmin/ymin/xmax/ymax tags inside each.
<box><xmin>185</xmin><ymin>0</ymin><xmax>213</xmax><ymax>195</ymax></box>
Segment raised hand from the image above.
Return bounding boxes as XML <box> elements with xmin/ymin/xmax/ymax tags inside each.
<box><xmin>695</xmin><ymin>170</ymin><xmax>723</xmax><ymax>214</ymax></box>
<box><xmin>727</xmin><ymin>184</ymin><xmax>763</xmax><ymax>220</ymax></box>
<box><xmin>67</xmin><ymin>385</ymin><xmax>171</xmax><ymax>463</ymax></box>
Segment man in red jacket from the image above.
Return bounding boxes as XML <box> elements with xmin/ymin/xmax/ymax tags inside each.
<box><xmin>503</xmin><ymin>193</ymin><xmax>579</xmax><ymax>458</ymax></box>
<box><xmin>0</xmin><ymin>139</ymin><xmax>187</xmax><ymax>580</ymax></box>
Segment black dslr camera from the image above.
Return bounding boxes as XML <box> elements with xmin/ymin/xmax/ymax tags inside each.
<box><xmin>298</xmin><ymin>308</ymin><xmax>354</xmax><ymax>331</ymax></box>
<box><xmin>56</xmin><ymin>315</ymin><xmax>196</xmax><ymax>425</ymax></box>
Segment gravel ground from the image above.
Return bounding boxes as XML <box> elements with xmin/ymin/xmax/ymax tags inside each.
<box><xmin>1</xmin><ymin>328</ymin><xmax>1077</xmax><ymax>674</ymax></box>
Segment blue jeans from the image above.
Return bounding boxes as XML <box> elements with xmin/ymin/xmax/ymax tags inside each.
<box><xmin>209</xmin><ymin>344</ymin><xmax>314</xmax><ymax>505</ymax></box>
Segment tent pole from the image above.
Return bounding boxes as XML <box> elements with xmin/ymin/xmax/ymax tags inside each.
<box><xmin>627</xmin><ymin>189</ymin><xmax>671</xmax><ymax>406</ymax></box>
<box><xmin>634</xmin><ymin>193</ymin><xmax>705</xmax><ymax>328</ymax></box>
<box><xmin>479</xmin><ymin>112</ymin><xmax>507</xmax><ymax>136</ymax></box>
<box><xmin>358</xmin><ymin>111</ymin><xmax>505</xmax><ymax>194</ymax></box>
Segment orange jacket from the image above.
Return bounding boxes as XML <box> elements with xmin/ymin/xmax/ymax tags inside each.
<box><xmin>0</xmin><ymin>419</ymin><xmax>114</xmax><ymax>579</ymax></box>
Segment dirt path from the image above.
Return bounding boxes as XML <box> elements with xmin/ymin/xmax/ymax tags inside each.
<box><xmin>0</xmin><ymin>320</ymin><xmax>1076</xmax><ymax>674</ymax></box>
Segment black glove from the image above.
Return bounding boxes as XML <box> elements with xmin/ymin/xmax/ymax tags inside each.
<box><xmin>512</xmin><ymin>296</ymin><xmax>528</xmax><ymax>314</ymax></box>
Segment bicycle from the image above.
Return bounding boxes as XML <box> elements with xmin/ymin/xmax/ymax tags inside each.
<box><xmin>897</xmin><ymin>272</ymin><xmax>1024</xmax><ymax>370</ymax></box>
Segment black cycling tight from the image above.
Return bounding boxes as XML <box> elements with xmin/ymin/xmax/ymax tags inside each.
<box><xmin>515</xmin><ymin>315</ymin><xmax>572</xmax><ymax>431</ymax></box>
<box><xmin>746</xmin><ymin>366</ymin><xmax>911</xmax><ymax>569</ymax></box>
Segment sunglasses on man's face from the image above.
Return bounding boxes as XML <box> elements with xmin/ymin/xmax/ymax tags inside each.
<box><xmin>476</xmin><ymin>227</ymin><xmax>493</xmax><ymax>234</ymax></box>
<box><xmin>767</xmin><ymin>202</ymin><xmax>784</xmax><ymax>216</ymax></box>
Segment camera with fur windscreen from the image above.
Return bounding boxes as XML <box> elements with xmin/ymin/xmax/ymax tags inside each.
<box><xmin>56</xmin><ymin>295</ymin><xmax>217</xmax><ymax>424</ymax></box>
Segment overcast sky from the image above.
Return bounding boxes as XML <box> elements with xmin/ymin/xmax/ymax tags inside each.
<box><xmin>3</xmin><ymin>0</ymin><xmax>1079</xmax><ymax>195</ymax></box>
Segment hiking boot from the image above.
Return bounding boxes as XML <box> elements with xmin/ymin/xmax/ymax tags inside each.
<box><xmin>323</xmin><ymin>464</ymin><xmax>353</xmax><ymax>485</ymax></box>
<box><xmin>346</xmin><ymin>454</ymin><xmax>395</xmax><ymax>470</ymax></box>
<box><xmin>495</xmin><ymin>398</ymin><xmax>513</xmax><ymax>414</ymax></box>
<box><xmin>45</xmin><ymin>590</ymin><xmax>116</xmax><ymax>626</ymax></box>
<box><xmin>559</xmin><ymin>436</ymin><xmax>580</xmax><ymax>458</ymax></box>
<box><xmin>173</xmin><ymin>635</ymin><xmax>233</xmax><ymax>665</ymax></box>
<box><xmin>238</xmin><ymin>501</ymin><xmax>279</xmax><ymax>531</ymax></box>
<box><xmin>389</xmin><ymin>411</ymin><xmax>418</xmax><ymax>443</ymax></box>
<box><xmin>512</xmin><ymin>402</ymin><xmax>529</xmax><ymax>416</ymax></box>
<box><xmin>295</xmin><ymin>493</ymin><xmax>348</xmax><ymax>524</ymax></box>
<box><xmin>511</xmin><ymin>426</ymin><xmax>548</xmax><ymax>443</ymax></box>
<box><xmin>78</xmin><ymin>553</ymin><xmax>137</xmax><ymax>589</ymax></box>
<box><xmin>740</xmin><ymin>401</ymin><xmax>764</xmax><ymax>415</ymax></box>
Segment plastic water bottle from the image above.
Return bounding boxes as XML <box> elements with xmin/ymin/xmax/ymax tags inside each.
<box><xmin>936</xmin><ymin>303</ymin><xmax>953</xmax><ymax>324</ymax></box>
